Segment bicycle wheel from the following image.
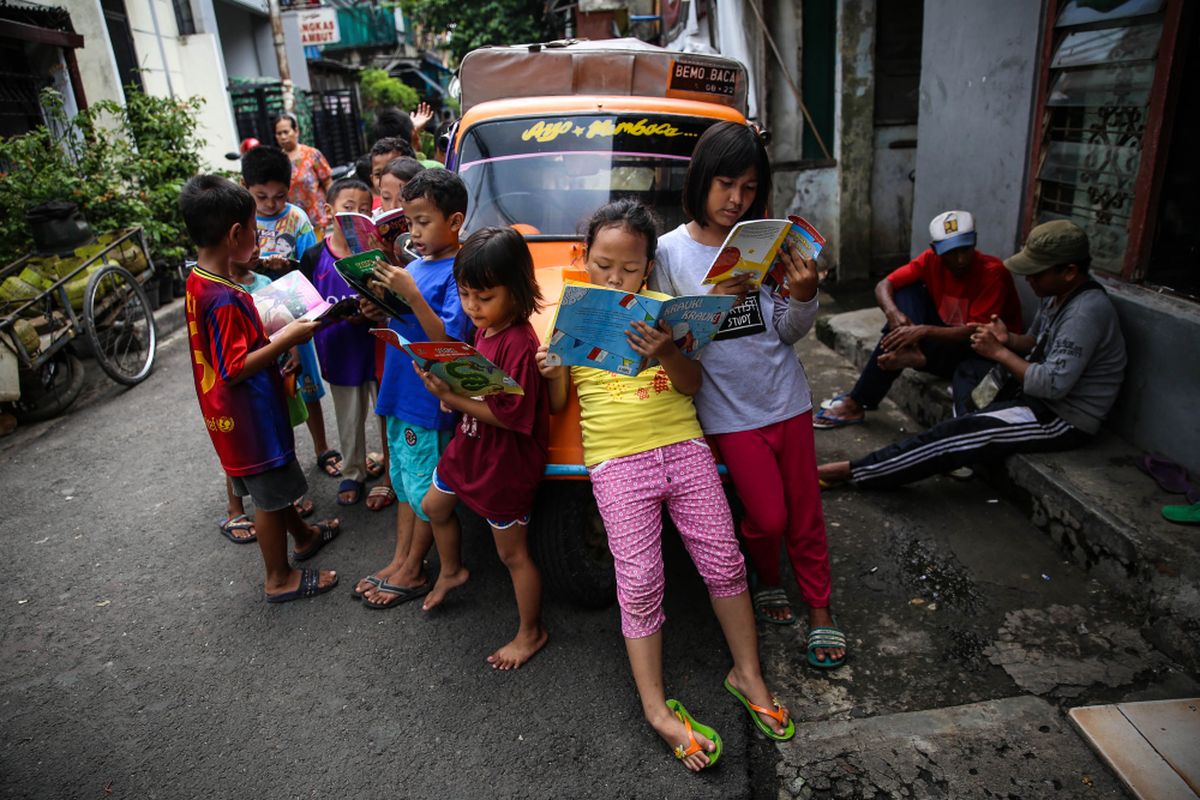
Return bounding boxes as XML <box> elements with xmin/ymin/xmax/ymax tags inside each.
<box><xmin>83</xmin><ymin>265</ymin><xmax>157</xmax><ymax>386</ymax></box>
<box><xmin>10</xmin><ymin>350</ymin><xmax>84</xmax><ymax>423</ymax></box>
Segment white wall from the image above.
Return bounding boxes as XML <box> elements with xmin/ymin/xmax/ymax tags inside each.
<box><xmin>910</xmin><ymin>0</ymin><xmax>1043</xmax><ymax>263</ymax></box>
<box><xmin>125</xmin><ymin>0</ymin><xmax>185</xmax><ymax>98</ymax></box>
<box><xmin>46</xmin><ymin>0</ymin><xmax>126</xmax><ymax>107</ymax></box>
<box><xmin>870</xmin><ymin>125</ymin><xmax>917</xmax><ymax>268</ymax></box>
<box><xmin>178</xmin><ymin>32</ymin><xmax>241</xmax><ymax>170</ymax></box>
<box><xmin>214</xmin><ymin>1</ymin><xmax>271</xmax><ymax>79</ymax></box>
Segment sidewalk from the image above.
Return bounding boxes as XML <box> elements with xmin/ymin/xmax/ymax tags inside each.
<box><xmin>763</xmin><ymin>325</ymin><xmax>1197</xmax><ymax>799</ymax></box>
<box><xmin>815</xmin><ymin>307</ymin><xmax>1200</xmax><ymax>674</ymax></box>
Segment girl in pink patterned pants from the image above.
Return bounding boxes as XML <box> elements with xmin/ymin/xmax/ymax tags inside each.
<box><xmin>537</xmin><ymin>200</ymin><xmax>794</xmax><ymax>773</ymax></box>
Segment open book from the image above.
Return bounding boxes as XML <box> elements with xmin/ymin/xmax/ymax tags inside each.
<box><xmin>371</xmin><ymin>328</ymin><xmax>523</xmax><ymax>397</ymax></box>
<box><xmin>334</xmin><ymin>250</ymin><xmax>412</xmax><ymax>321</ymax></box>
<box><xmin>336</xmin><ymin>208</ymin><xmax>410</xmax><ymax>263</ymax></box>
<box><xmin>250</xmin><ymin>271</ymin><xmax>333</xmax><ymax>339</ymax></box>
<box><xmin>544</xmin><ymin>280</ymin><xmax>735</xmax><ymax>376</ymax></box>
<box><xmin>701</xmin><ymin>216</ymin><xmax>825</xmax><ymax>296</ymax></box>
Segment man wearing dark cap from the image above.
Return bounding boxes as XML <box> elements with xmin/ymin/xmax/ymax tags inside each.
<box><xmin>817</xmin><ymin>220</ymin><xmax>1126</xmax><ymax>490</ymax></box>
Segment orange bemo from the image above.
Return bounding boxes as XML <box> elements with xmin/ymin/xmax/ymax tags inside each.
<box><xmin>447</xmin><ymin>39</ymin><xmax>748</xmax><ymax>607</ymax></box>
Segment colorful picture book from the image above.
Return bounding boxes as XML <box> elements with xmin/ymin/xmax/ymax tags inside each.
<box><xmin>336</xmin><ymin>208</ymin><xmax>409</xmax><ymax>262</ymax></box>
<box><xmin>250</xmin><ymin>271</ymin><xmax>331</xmax><ymax>339</ymax></box>
<box><xmin>544</xmin><ymin>280</ymin><xmax>735</xmax><ymax>376</ymax></box>
<box><xmin>371</xmin><ymin>328</ymin><xmax>523</xmax><ymax>397</ymax></box>
<box><xmin>333</xmin><ymin>250</ymin><xmax>411</xmax><ymax>321</ymax></box>
<box><xmin>701</xmin><ymin>216</ymin><xmax>825</xmax><ymax>296</ymax></box>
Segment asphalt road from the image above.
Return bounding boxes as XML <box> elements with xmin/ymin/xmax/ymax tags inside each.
<box><xmin>2</xmin><ymin>307</ymin><xmax>1191</xmax><ymax>799</ymax></box>
<box><xmin>1</xmin><ymin>323</ymin><xmax>769</xmax><ymax>799</ymax></box>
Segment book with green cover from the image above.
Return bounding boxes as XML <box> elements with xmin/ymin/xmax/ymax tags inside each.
<box><xmin>370</xmin><ymin>328</ymin><xmax>523</xmax><ymax>397</ymax></box>
<box><xmin>333</xmin><ymin>250</ymin><xmax>411</xmax><ymax>321</ymax></box>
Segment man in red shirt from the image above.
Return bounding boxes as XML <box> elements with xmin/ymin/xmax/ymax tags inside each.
<box><xmin>816</xmin><ymin>210</ymin><xmax>1022</xmax><ymax>426</ymax></box>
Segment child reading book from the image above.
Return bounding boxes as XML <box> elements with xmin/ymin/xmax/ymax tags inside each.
<box><xmin>180</xmin><ymin>175</ymin><xmax>340</xmax><ymax>603</ymax></box>
<box><xmin>536</xmin><ymin>199</ymin><xmax>794</xmax><ymax>771</ymax></box>
<box><xmin>649</xmin><ymin>121</ymin><xmax>846</xmax><ymax>668</ymax></box>
<box><xmin>414</xmin><ymin>226</ymin><xmax>550</xmax><ymax>670</ymax></box>
<box><xmin>307</xmin><ymin>177</ymin><xmax>388</xmax><ymax>506</ymax></box>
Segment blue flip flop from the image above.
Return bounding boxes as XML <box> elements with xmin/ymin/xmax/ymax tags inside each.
<box><xmin>265</xmin><ymin>567</ymin><xmax>338</xmax><ymax>603</ymax></box>
<box><xmin>218</xmin><ymin>514</ymin><xmax>257</xmax><ymax>544</ymax></box>
<box><xmin>813</xmin><ymin>405</ymin><xmax>864</xmax><ymax>429</ymax></box>
<box><xmin>337</xmin><ymin>478</ymin><xmax>364</xmax><ymax>506</ymax></box>
<box><xmin>293</xmin><ymin>519</ymin><xmax>341</xmax><ymax>562</ymax></box>
<box><xmin>362</xmin><ymin>578</ymin><xmax>432</xmax><ymax>609</ymax></box>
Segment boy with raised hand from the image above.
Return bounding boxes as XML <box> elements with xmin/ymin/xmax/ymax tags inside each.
<box><xmin>180</xmin><ymin>176</ymin><xmax>341</xmax><ymax>603</ymax></box>
<box><xmin>242</xmin><ymin>145</ymin><xmax>344</xmax><ymax>484</ymax></box>
<box><xmin>354</xmin><ymin>169</ymin><xmax>472</xmax><ymax>608</ymax></box>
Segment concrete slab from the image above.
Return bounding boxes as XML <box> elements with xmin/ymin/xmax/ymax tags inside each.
<box><xmin>775</xmin><ymin>696</ymin><xmax>1127</xmax><ymax>799</ymax></box>
<box><xmin>1070</xmin><ymin>699</ymin><xmax>1200</xmax><ymax>800</ymax></box>
<box><xmin>815</xmin><ymin>306</ymin><xmax>1200</xmax><ymax>674</ymax></box>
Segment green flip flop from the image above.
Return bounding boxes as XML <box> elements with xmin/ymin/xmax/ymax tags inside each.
<box><xmin>722</xmin><ymin>679</ymin><xmax>795</xmax><ymax>741</ymax></box>
<box><xmin>1163</xmin><ymin>502</ymin><xmax>1200</xmax><ymax>524</ymax></box>
<box><xmin>664</xmin><ymin>699</ymin><xmax>722</xmax><ymax>768</ymax></box>
<box><xmin>806</xmin><ymin>626</ymin><xmax>848</xmax><ymax>669</ymax></box>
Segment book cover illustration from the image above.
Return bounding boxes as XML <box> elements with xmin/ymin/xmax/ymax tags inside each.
<box><xmin>543</xmin><ymin>280</ymin><xmax>734</xmax><ymax>376</ymax></box>
<box><xmin>333</xmin><ymin>250</ymin><xmax>412</xmax><ymax>321</ymax></box>
<box><xmin>336</xmin><ymin>208</ymin><xmax>409</xmax><ymax>262</ymax></box>
<box><xmin>250</xmin><ymin>270</ymin><xmax>331</xmax><ymax>339</ymax></box>
<box><xmin>701</xmin><ymin>216</ymin><xmax>825</xmax><ymax>295</ymax></box>
<box><xmin>370</xmin><ymin>328</ymin><xmax>523</xmax><ymax>397</ymax></box>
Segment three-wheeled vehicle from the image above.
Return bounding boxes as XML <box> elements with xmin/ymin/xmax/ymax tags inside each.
<box><xmin>449</xmin><ymin>39</ymin><xmax>749</xmax><ymax>607</ymax></box>
<box><xmin>0</xmin><ymin>228</ymin><xmax>158</xmax><ymax>423</ymax></box>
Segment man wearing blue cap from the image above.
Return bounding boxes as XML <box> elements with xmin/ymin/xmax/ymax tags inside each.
<box><xmin>816</xmin><ymin>210</ymin><xmax>1023</xmax><ymax>426</ymax></box>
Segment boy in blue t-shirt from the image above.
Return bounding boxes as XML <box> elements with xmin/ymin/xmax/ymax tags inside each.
<box><xmin>180</xmin><ymin>175</ymin><xmax>341</xmax><ymax>603</ymax></box>
<box><xmin>242</xmin><ymin>146</ymin><xmax>344</xmax><ymax>484</ymax></box>
<box><xmin>355</xmin><ymin>170</ymin><xmax>472</xmax><ymax>608</ymax></box>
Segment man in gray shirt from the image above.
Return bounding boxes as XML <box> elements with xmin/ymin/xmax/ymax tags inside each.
<box><xmin>818</xmin><ymin>220</ymin><xmax>1126</xmax><ymax>489</ymax></box>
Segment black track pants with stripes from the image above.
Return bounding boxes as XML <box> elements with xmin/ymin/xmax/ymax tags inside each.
<box><xmin>850</xmin><ymin>398</ymin><xmax>1092</xmax><ymax>489</ymax></box>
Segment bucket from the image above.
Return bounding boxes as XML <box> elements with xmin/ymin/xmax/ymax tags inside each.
<box><xmin>26</xmin><ymin>201</ymin><xmax>95</xmax><ymax>256</ymax></box>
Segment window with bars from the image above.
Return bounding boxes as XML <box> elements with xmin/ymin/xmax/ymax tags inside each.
<box><xmin>1031</xmin><ymin>1</ymin><xmax>1165</xmax><ymax>274</ymax></box>
<box><xmin>1027</xmin><ymin>0</ymin><xmax>1191</xmax><ymax>292</ymax></box>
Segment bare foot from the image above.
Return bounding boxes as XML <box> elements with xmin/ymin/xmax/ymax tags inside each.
<box><xmin>422</xmin><ymin>566</ymin><xmax>470</xmax><ymax>611</ymax></box>
<box><xmin>817</xmin><ymin>461</ymin><xmax>852</xmax><ymax>487</ymax></box>
<box><xmin>877</xmin><ymin>344</ymin><xmax>926</xmax><ymax>371</ymax></box>
<box><xmin>809</xmin><ymin>606</ymin><xmax>846</xmax><ymax>665</ymax></box>
<box><xmin>649</xmin><ymin>706</ymin><xmax>716</xmax><ymax>772</ymax></box>
<box><xmin>726</xmin><ymin>669</ymin><xmax>790</xmax><ymax>737</ymax></box>
<box><xmin>487</xmin><ymin>625</ymin><xmax>548</xmax><ymax>670</ymax></box>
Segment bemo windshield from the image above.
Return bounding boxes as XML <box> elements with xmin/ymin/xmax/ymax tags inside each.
<box><xmin>459</xmin><ymin>113</ymin><xmax>720</xmax><ymax>237</ymax></box>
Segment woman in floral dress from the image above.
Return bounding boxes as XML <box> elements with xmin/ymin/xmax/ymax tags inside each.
<box><xmin>274</xmin><ymin>113</ymin><xmax>333</xmax><ymax>238</ymax></box>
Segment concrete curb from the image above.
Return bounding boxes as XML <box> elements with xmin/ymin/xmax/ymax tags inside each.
<box><xmin>152</xmin><ymin>295</ymin><xmax>186</xmax><ymax>341</ymax></box>
<box><xmin>815</xmin><ymin>308</ymin><xmax>1200</xmax><ymax>673</ymax></box>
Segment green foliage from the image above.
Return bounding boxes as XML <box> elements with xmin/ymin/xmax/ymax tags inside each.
<box><xmin>0</xmin><ymin>89</ymin><xmax>204</xmax><ymax>265</ymax></box>
<box><xmin>418</xmin><ymin>131</ymin><xmax>435</xmax><ymax>159</ymax></box>
<box><xmin>399</xmin><ymin>0</ymin><xmax>553</xmax><ymax>64</ymax></box>
<box><xmin>360</xmin><ymin>68</ymin><xmax>420</xmax><ymax>111</ymax></box>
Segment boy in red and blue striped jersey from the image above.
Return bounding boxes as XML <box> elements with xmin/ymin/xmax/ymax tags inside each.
<box><xmin>180</xmin><ymin>175</ymin><xmax>342</xmax><ymax>603</ymax></box>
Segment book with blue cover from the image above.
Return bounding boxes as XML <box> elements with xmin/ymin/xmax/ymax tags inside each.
<box><xmin>543</xmin><ymin>280</ymin><xmax>735</xmax><ymax>376</ymax></box>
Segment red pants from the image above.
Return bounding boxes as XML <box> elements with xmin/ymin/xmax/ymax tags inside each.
<box><xmin>712</xmin><ymin>411</ymin><xmax>831</xmax><ymax>608</ymax></box>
